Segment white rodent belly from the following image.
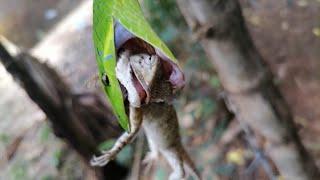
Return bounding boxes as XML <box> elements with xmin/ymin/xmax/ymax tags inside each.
<box><xmin>142</xmin><ymin>120</ymin><xmax>167</xmax><ymax>149</ymax></box>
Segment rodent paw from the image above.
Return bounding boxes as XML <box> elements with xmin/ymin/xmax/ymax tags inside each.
<box><xmin>90</xmin><ymin>151</ymin><xmax>115</xmax><ymax>167</ymax></box>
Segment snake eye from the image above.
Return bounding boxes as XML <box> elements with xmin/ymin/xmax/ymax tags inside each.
<box><xmin>102</xmin><ymin>73</ymin><xmax>110</xmax><ymax>86</ymax></box>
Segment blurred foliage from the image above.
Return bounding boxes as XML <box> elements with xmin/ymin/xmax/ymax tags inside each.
<box><xmin>142</xmin><ymin>0</ymin><xmax>210</xmax><ymax>68</ymax></box>
<box><xmin>142</xmin><ymin>0</ymin><xmax>186</xmax><ymax>45</ymax></box>
<box><xmin>10</xmin><ymin>160</ymin><xmax>29</xmax><ymax>180</ymax></box>
<box><xmin>52</xmin><ymin>149</ymin><xmax>63</xmax><ymax>168</ymax></box>
<box><xmin>154</xmin><ymin>166</ymin><xmax>167</xmax><ymax>180</ymax></box>
<box><xmin>209</xmin><ymin>76</ymin><xmax>221</xmax><ymax>89</ymax></box>
<box><xmin>0</xmin><ymin>133</ymin><xmax>10</xmax><ymax>145</ymax></box>
<box><xmin>39</xmin><ymin>123</ymin><xmax>52</xmax><ymax>143</ymax></box>
<box><xmin>98</xmin><ymin>139</ymin><xmax>116</xmax><ymax>151</ymax></box>
<box><xmin>116</xmin><ymin>145</ymin><xmax>133</xmax><ymax>166</ymax></box>
<box><xmin>41</xmin><ymin>175</ymin><xmax>55</xmax><ymax>180</ymax></box>
<box><xmin>226</xmin><ymin>149</ymin><xmax>246</xmax><ymax>166</ymax></box>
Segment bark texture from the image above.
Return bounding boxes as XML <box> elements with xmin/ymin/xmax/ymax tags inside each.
<box><xmin>177</xmin><ymin>0</ymin><xmax>320</xmax><ymax>179</ymax></box>
<box><xmin>0</xmin><ymin>43</ymin><xmax>127</xmax><ymax>180</ymax></box>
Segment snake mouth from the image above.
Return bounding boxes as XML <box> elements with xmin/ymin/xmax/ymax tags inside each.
<box><xmin>115</xmin><ymin>22</ymin><xmax>185</xmax><ymax>104</ymax></box>
<box><xmin>117</xmin><ymin>37</ymin><xmax>185</xmax><ymax>89</ymax></box>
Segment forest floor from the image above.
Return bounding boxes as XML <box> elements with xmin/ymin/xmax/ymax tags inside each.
<box><xmin>0</xmin><ymin>0</ymin><xmax>320</xmax><ymax>179</ymax></box>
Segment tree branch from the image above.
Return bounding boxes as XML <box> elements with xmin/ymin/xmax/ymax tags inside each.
<box><xmin>0</xmin><ymin>41</ymin><xmax>127</xmax><ymax>180</ymax></box>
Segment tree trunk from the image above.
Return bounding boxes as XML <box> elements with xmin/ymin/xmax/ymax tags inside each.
<box><xmin>0</xmin><ymin>43</ymin><xmax>128</xmax><ymax>180</ymax></box>
<box><xmin>176</xmin><ymin>0</ymin><xmax>320</xmax><ymax>179</ymax></box>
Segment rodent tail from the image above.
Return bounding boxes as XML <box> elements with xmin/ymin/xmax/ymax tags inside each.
<box><xmin>181</xmin><ymin>148</ymin><xmax>202</xmax><ymax>180</ymax></box>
